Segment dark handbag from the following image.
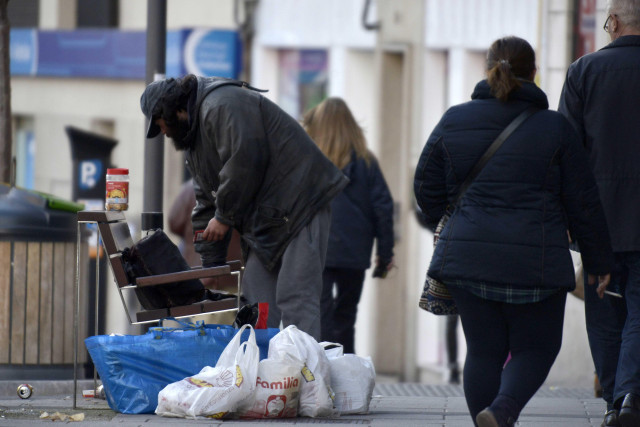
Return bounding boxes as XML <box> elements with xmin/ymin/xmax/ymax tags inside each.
<box><xmin>419</xmin><ymin>107</ymin><xmax>538</xmax><ymax>315</ymax></box>
<box><xmin>122</xmin><ymin>229</ymin><xmax>206</xmax><ymax>310</ymax></box>
<box><xmin>419</xmin><ymin>213</ymin><xmax>456</xmax><ymax>314</ymax></box>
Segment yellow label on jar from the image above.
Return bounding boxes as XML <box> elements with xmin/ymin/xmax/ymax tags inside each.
<box><xmin>105</xmin><ymin>181</ymin><xmax>129</xmax><ymax>211</ymax></box>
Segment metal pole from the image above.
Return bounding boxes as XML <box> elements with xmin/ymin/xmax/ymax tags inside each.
<box><xmin>143</xmin><ymin>0</ymin><xmax>167</xmax><ymax>219</ymax></box>
<box><xmin>94</xmin><ymin>229</ymin><xmax>100</xmax><ymax>393</ymax></box>
<box><xmin>0</xmin><ymin>1</ymin><xmax>13</xmax><ymax>184</ymax></box>
<box><xmin>73</xmin><ymin>222</ymin><xmax>81</xmax><ymax>409</ymax></box>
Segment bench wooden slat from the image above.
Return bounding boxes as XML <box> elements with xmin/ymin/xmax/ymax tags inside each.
<box><xmin>109</xmin><ymin>254</ymin><xmax>131</xmax><ymax>288</ymax></box>
<box><xmin>136</xmin><ymin>308</ymin><xmax>170</xmax><ymax>323</ymax></box>
<box><xmin>80</xmin><ymin>211</ymin><xmax>241</xmax><ymax>325</ymax></box>
<box><xmin>201</xmin><ymin>298</ymin><xmax>238</xmax><ymax>313</ymax></box>
<box><xmin>135</xmin><ymin>265</ymin><xmax>231</xmax><ymax>287</ymax></box>
<box><xmin>227</xmin><ymin>260</ymin><xmax>242</xmax><ymax>272</ymax></box>
<box><xmin>169</xmin><ymin>303</ymin><xmax>204</xmax><ymax>318</ymax></box>
<box><xmin>202</xmin><ymin>274</ymin><xmax>239</xmax><ymax>290</ymax></box>
<box><xmin>98</xmin><ymin>222</ymin><xmax>133</xmax><ymax>254</ymax></box>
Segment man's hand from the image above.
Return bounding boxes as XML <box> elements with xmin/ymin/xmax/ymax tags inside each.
<box><xmin>588</xmin><ymin>273</ymin><xmax>611</xmax><ymax>299</ymax></box>
<box><xmin>203</xmin><ymin>218</ymin><xmax>230</xmax><ymax>241</ymax></box>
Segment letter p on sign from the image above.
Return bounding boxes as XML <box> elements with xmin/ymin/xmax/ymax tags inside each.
<box><xmin>79</xmin><ymin>160</ymin><xmax>101</xmax><ymax>190</ymax></box>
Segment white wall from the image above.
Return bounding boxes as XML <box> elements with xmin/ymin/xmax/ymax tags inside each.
<box><xmin>119</xmin><ymin>0</ymin><xmax>236</xmax><ymax>30</ymax></box>
<box><xmin>425</xmin><ymin>0</ymin><xmax>539</xmax><ymax>50</ymax></box>
<box><xmin>255</xmin><ymin>0</ymin><xmax>375</xmax><ymax>49</ymax></box>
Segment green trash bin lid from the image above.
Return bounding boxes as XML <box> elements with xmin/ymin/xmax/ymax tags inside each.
<box><xmin>32</xmin><ymin>189</ymin><xmax>85</xmax><ymax>213</ymax></box>
<box><xmin>0</xmin><ymin>184</ymin><xmax>86</xmax><ymax>242</ymax></box>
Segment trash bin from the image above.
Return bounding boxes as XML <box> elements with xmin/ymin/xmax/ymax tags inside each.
<box><xmin>0</xmin><ymin>184</ymin><xmax>89</xmax><ymax>380</ymax></box>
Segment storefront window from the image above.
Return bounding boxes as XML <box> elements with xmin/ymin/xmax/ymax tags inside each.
<box><xmin>278</xmin><ymin>49</ymin><xmax>328</xmax><ymax>119</ymax></box>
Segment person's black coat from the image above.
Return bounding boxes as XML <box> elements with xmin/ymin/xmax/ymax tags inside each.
<box><xmin>414</xmin><ymin>80</ymin><xmax>613</xmax><ymax>289</ymax></box>
<box><xmin>187</xmin><ymin>77</ymin><xmax>349</xmax><ymax>270</ymax></box>
<box><xmin>325</xmin><ymin>153</ymin><xmax>394</xmax><ymax>270</ymax></box>
<box><xmin>559</xmin><ymin>35</ymin><xmax>640</xmax><ymax>252</ymax></box>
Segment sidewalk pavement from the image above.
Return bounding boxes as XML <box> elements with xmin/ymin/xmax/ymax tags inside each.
<box><xmin>0</xmin><ymin>380</ymin><xmax>607</xmax><ymax>426</ymax></box>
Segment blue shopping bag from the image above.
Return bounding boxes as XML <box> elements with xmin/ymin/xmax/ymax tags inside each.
<box><xmin>85</xmin><ymin>319</ymin><xmax>278</xmax><ymax>414</ymax></box>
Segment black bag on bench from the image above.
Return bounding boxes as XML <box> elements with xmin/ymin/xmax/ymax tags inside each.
<box><xmin>121</xmin><ymin>229</ymin><xmax>206</xmax><ymax>310</ymax></box>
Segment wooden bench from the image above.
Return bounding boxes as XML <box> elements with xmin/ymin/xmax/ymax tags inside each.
<box><xmin>76</xmin><ymin>210</ymin><xmax>241</xmax><ymax>325</ymax></box>
<box><xmin>73</xmin><ymin>210</ymin><xmax>243</xmax><ymax>408</ymax></box>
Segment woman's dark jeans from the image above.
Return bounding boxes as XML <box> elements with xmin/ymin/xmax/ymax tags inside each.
<box><xmin>585</xmin><ymin>251</ymin><xmax>640</xmax><ymax>409</ymax></box>
<box><xmin>448</xmin><ymin>286</ymin><xmax>567</xmax><ymax>422</ymax></box>
<box><xmin>584</xmin><ymin>257</ymin><xmax>627</xmax><ymax>410</ymax></box>
<box><xmin>321</xmin><ymin>267</ymin><xmax>365</xmax><ymax>354</ymax></box>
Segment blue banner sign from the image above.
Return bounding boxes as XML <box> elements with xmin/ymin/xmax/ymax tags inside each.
<box><xmin>10</xmin><ymin>29</ymin><xmax>37</xmax><ymax>75</ymax></box>
<box><xmin>10</xmin><ymin>29</ymin><xmax>241</xmax><ymax>80</ymax></box>
<box><xmin>37</xmin><ymin>30</ymin><xmax>146</xmax><ymax>79</ymax></box>
<box><xmin>184</xmin><ymin>29</ymin><xmax>242</xmax><ymax>77</ymax></box>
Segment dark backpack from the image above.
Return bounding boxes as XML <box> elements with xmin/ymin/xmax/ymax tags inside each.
<box><xmin>122</xmin><ymin>229</ymin><xmax>205</xmax><ymax>310</ymax></box>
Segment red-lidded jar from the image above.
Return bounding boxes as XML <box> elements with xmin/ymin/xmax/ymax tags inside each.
<box><xmin>105</xmin><ymin>168</ymin><xmax>129</xmax><ymax>211</ymax></box>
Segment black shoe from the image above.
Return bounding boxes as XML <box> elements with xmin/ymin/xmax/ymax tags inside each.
<box><xmin>205</xmin><ymin>289</ymin><xmax>235</xmax><ymax>300</ymax></box>
<box><xmin>602</xmin><ymin>409</ymin><xmax>620</xmax><ymax>427</ymax></box>
<box><xmin>619</xmin><ymin>393</ymin><xmax>640</xmax><ymax>427</ymax></box>
<box><xmin>476</xmin><ymin>408</ymin><xmax>515</xmax><ymax>427</ymax></box>
<box><xmin>476</xmin><ymin>408</ymin><xmax>499</xmax><ymax>427</ymax></box>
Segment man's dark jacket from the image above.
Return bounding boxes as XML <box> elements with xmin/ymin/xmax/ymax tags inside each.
<box><xmin>185</xmin><ymin>77</ymin><xmax>348</xmax><ymax>270</ymax></box>
<box><xmin>325</xmin><ymin>153</ymin><xmax>394</xmax><ymax>270</ymax></box>
<box><xmin>558</xmin><ymin>35</ymin><xmax>640</xmax><ymax>253</ymax></box>
<box><xmin>414</xmin><ymin>80</ymin><xmax>613</xmax><ymax>289</ymax></box>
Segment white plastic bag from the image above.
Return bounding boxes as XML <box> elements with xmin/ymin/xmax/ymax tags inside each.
<box><xmin>322</xmin><ymin>341</ymin><xmax>344</xmax><ymax>359</ymax></box>
<box><xmin>238</xmin><ymin>355</ymin><xmax>303</xmax><ymax>418</ymax></box>
<box><xmin>155</xmin><ymin>324</ymin><xmax>260</xmax><ymax>419</ymax></box>
<box><xmin>268</xmin><ymin>325</ymin><xmax>336</xmax><ymax>417</ymax></box>
<box><xmin>323</xmin><ymin>342</ymin><xmax>376</xmax><ymax>414</ymax></box>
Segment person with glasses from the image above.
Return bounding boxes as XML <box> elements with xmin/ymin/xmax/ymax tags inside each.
<box><xmin>558</xmin><ymin>1</ymin><xmax>640</xmax><ymax>426</ymax></box>
<box><xmin>603</xmin><ymin>14</ymin><xmax>617</xmax><ymax>32</ymax></box>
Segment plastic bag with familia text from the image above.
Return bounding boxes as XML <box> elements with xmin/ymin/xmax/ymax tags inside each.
<box><xmin>267</xmin><ymin>325</ymin><xmax>337</xmax><ymax>417</ymax></box>
<box><xmin>155</xmin><ymin>324</ymin><xmax>259</xmax><ymax>419</ymax></box>
<box><xmin>237</xmin><ymin>354</ymin><xmax>303</xmax><ymax>419</ymax></box>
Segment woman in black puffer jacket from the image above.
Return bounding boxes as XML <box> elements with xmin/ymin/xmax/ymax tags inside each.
<box><xmin>304</xmin><ymin>97</ymin><xmax>395</xmax><ymax>354</ymax></box>
<box><xmin>414</xmin><ymin>36</ymin><xmax>614</xmax><ymax>427</ymax></box>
